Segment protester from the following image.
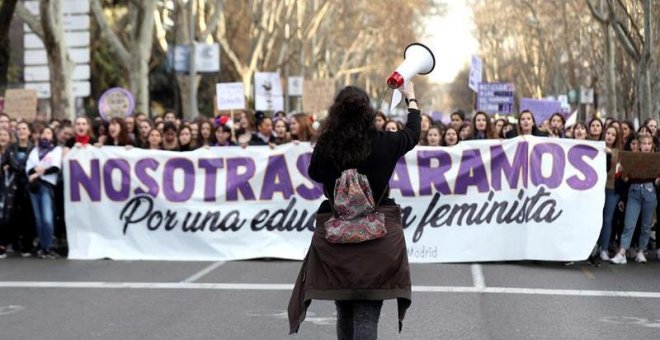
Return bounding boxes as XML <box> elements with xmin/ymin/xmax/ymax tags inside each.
<box><xmin>458</xmin><ymin>123</ymin><xmax>471</xmax><ymax>141</ymax></box>
<box><xmin>442</xmin><ymin>127</ymin><xmax>459</xmax><ymax>146</ymax></box>
<box><xmin>611</xmin><ymin>133</ymin><xmax>659</xmax><ymax>264</ymax></box>
<box><xmin>289</xmin><ymin>83</ymin><xmax>419</xmax><ymax>339</ymax></box>
<box><xmin>196</xmin><ymin>121</ymin><xmax>215</xmax><ymax>147</ymax></box>
<box><xmin>384</xmin><ymin>120</ymin><xmax>402</xmax><ymax>132</ymax></box>
<box><xmin>93</xmin><ymin>119</ymin><xmax>108</xmax><ymax>145</ymax></box>
<box><xmin>620</xmin><ymin>121</ymin><xmax>634</xmax><ymax>142</ymax></box>
<box><xmin>273</xmin><ymin>118</ymin><xmax>291</xmax><ymax>145</ymax></box>
<box><xmin>125</xmin><ymin>116</ymin><xmax>136</xmax><ymax>142</ymax></box>
<box><xmin>549</xmin><ymin>113</ymin><xmax>566</xmax><ymax>137</ymax></box>
<box><xmin>289</xmin><ymin>113</ymin><xmax>315</xmax><ymax>142</ymax></box>
<box><xmin>161</xmin><ymin>122</ymin><xmax>179</xmax><ymax>151</ymax></box>
<box><xmin>374</xmin><ymin>111</ymin><xmax>387</xmax><ymax>131</ymax></box>
<box><xmin>588</xmin><ymin>118</ymin><xmax>604</xmax><ymax>141</ymax></box>
<box><xmin>419</xmin><ymin>113</ymin><xmax>433</xmax><ymax>144</ymax></box>
<box><xmin>514</xmin><ymin>110</ymin><xmax>547</xmax><ymax>137</ymax></box>
<box><xmin>237</xmin><ymin>110</ymin><xmax>257</xmax><ymax>145</ymax></box>
<box><xmin>214</xmin><ymin>125</ymin><xmax>235</xmax><ymax>146</ymax></box>
<box><xmin>598</xmin><ymin>125</ymin><xmax>623</xmax><ymax>261</ymax></box>
<box><xmin>103</xmin><ymin>117</ymin><xmax>133</xmax><ymax>147</ymax></box>
<box><xmin>450</xmin><ymin>109</ymin><xmax>465</xmax><ymax>130</ymax></box>
<box><xmin>572</xmin><ymin>122</ymin><xmax>588</xmax><ymax>140</ymax></box>
<box><xmin>493</xmin><ymin>118</ymin><xmax>506</xmax><ymax>138</ymax></box>
<box><xmin>177</xmin><ymin>125</ymin><xmax>194</xmax><ymax>151</ymax></box>
<box><xmin>425</xmin><ymin>126</ymin><xmax>442</xmax><ymax>146</ymax></box>
<box><xmin>249</xmin><ymin>116</ymin><xmax>276</xmax><ymax>146</ymax></box>
<box><xmin>136</xmin><ymin>120</ymin><xmax>152</xmax><ymax>148</ymax></box>
<box><xmin>147</xmin><ymin>128</ymin><xmax>163</xmax><ymax>150</ymax></box>
<box><xmin>163</xmin><ymin>110</ymin><xmax>177</xmax><ymax>123</ymax></box>
<box><xmin>26</xmin><ymin>127</ymin><xmax>62</xmax><ymax>259</ymax></box>
<box><xmin>470</xmin><ymin>111</ymin><xmax>496</xmax><ymax>140</ymax></box>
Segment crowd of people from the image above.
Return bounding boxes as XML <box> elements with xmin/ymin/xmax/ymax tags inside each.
<box><xmin>0</xmin><ymin>106</ymin><xmax>658</xmax><ymax>264</ymax></box>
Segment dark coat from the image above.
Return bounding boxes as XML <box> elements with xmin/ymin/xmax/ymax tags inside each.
<box><xmin>288</xmin><ymin>205</ymin><xmax>411</xmax><ymax>334</ymax></box>
<box><xmin>1</xmin><ymin>143</ymin><xmax>33</xmax><ymax>224</ymax></box>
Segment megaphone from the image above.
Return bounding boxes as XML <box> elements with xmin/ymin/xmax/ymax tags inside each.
<box><xmin>387</xmin><ymin>43</ymin><xmax>436</xmax><ymax>89</ymax></box>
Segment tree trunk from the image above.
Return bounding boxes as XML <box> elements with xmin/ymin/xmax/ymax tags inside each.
<box><xmin>128</xmin><ymin>0</ymin><xmax>155</xmax><ymax>115</ymax></box>
<box><xmin>605</xmin><ymin>23</ymin><xmax>617</xmax><ymax>118</ymax></box>
<box><xmin>641</xmin><ymin>0</ymin><xmax>652</xmax><ymax>120</ymax></box>
<box><xmin>0</xmin><ymin>0</ymin><xmax>18</xmax><ymax>96</ymax></box>
<box><xmin>176</xmin><ymin>74</ymin><xmax>201</xmax><ymax>120</ymax></box>
<box><xmin>41</xmin><ymin>0</ymin><xmax>74</xmax><ymax>119</ymax></box>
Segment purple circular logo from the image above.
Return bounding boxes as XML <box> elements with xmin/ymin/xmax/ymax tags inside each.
<box><xmin>98</xmin><ymin>87</ymin><xmax>135</xmax><ymax>121</ymax></box>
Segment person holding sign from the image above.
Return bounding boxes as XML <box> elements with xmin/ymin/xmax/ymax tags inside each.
<box><xmin>611</xmin><ymin>133</ymin><xmax>660</xmax><ymax>264</ymax></box>
<box><xmin>289</xmin><ymin>83</ymin><xmax>420</xmax><ymax>339</ymax></box>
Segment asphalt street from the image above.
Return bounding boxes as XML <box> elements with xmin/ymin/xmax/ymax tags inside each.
<box><xmin>1</xmin><ymin>257</ymin><xmax>660</xmax><ymax>340</ymax></box>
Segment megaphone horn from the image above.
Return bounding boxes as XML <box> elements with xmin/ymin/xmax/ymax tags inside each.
<box><xmin>387</xmin><ymin>43</ymin><xmax>436</xmax><ymax>89</ymax></box>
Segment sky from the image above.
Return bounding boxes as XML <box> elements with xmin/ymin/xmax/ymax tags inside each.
<box><xmin>424</xmin><ymin>0</ymin><xmax>479</xmax><ymax>84</ymax></box>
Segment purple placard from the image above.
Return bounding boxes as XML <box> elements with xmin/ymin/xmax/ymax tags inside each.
<box><xmin>519</xmin><ymin>98</ymin><xmax>561</xmax><ymax>125</ymax></box>
<box><xmin>477</xmin><ymin>82</ymin><xmax>515</xmax><ymax>114</ymax></box>
<box><xmin>98</xmin><ymin>87</ymin><xmax>135</xmax><ymax>121</ymax></box>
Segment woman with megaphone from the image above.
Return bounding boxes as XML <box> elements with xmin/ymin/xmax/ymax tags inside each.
<box><xmin>289</xmin><ymin>82</ymin><xmax>420</xmax><ymax>340</ymax></box>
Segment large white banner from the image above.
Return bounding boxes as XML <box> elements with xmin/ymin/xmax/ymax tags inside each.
<box><xmin>64</xmin><ymin>137</ymin><xmax>606</xmax><ymax>263</ymax></box>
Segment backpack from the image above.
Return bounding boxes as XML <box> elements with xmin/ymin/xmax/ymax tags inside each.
<box><xmin>324</xmin><ymin>168</ymin><xmax>387</xmax><ymax>243</ymax></box>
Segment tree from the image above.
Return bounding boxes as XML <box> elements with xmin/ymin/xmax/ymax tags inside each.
<box><xmin>0</xmin><ymin>0</ymin><xmax>18</xmax><ymax>96</ymax></box>
<box><xmin>91</xmin><ymin>0</ymin><xmax>156</xmax><ymax>115</ymax></box>
<box><xmin>16</xmin><ymin>0</ymin><xmax>75</xmax><ymax>119</ymax></box>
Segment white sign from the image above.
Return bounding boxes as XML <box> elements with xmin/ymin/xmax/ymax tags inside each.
<box><xmin>64</xmin><ymin>137</ymin><xmax>605</xmax><ymax>263</ymax></box>
<box><xmin>216</xmin><ymin>82</ymin><xmax>245</xmax><ymax>111</ymax></box>
<box><xmin>25</xmin><ymin>81</ymin><xmax>91</xmax><ymax>98</ymax></box>
<box><xmin>255</xmin><ymin>72</ymin><xmax>283</xmax><ymax>96</ymax></box>
<box><xmin>580</xmin><ymin>87</ymin><xmax>594</xmax><ymax>104</ymax></box>
<box><xmin>24</xmin><ymin>48</ymin><xmax>90</xmax><ymax>65</ymax></box>
<box><xmin>468</xmin><ymin>55</ymin><xmax>483</xmax><ymax>92</ymax></box>
<box><xmin>255</xmin><ymin>95</ymin><xmax>284</xmax><ymax>111</ymax></box>
<box><xmin>24</xmin><ymin>64</ymin><xmax>90</xmax><ymax>82</ymax></box>
<box><xmin>558</xmin><ymin>95</ymin><xmax>569</xmax><ymax>109</ymax></box>
<box><xmin>168</xmin><ymin>44</ymin><xmax>221</xmax><ymax>73</ymax></box>
<box><xmin>288</xmin><ymin>76</ymin><xmax>303</xmax><ymax>96</ymax></box>
<box><xmin>195</xmin><ymin>43</ymin><xmax>220</xmax><ymax>72</ymax></box>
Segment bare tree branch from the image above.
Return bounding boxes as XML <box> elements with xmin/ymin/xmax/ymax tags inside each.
<box><xmin>15</xmin><ymin>1</ymin><xmax>44</xmax><ymax>40</ymax></box>
<box><xmin>90</xmin><ymin>0</ymin><xmax>131</xmax><ymax>67</ymax></box>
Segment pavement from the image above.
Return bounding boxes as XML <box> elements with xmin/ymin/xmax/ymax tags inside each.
<box><xmin>1</xmin><ymin>256</ymin><xmax>660</xmax><ymax>340</ymax></box>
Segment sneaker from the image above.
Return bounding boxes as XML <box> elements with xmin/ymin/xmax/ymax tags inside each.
<box><xmin>44</xmin><ymin>250</ymin><xmax>59</xmax><ymax>260</ymax></box>
<box><xmin>600</xmin><ymin>250</ymin><xmax>611</xmax><ymax>261</ymax></box>
<box><xmin>20</xmin><ymin>252</ymin><xmax>32</xmax><ymax>258</ymax></box>
<box><xmin>36</xmin><ymin>249</ymin><xmax>47</xmax><ymax>259</ymax></box>
<box><xmin>635</xmin><ymin>251</ymin><xmax>647</xmax><ymax>263</ymax></box>
<box><xmin>610</xmin><ymin>253</ymin><xmax>627</xmax><ymax>264</ymax></box>
<box><xmin>0</xmin><ymin>249</ymin><xmax>6</xmax><ymax>259</ymax></box>
<box><xmin>587</xmin><ymin>256</ymin><xmax>601</xmax><ymax>267</ymax></box>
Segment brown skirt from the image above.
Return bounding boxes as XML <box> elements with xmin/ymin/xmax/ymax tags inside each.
<box><xmin>288</xmin><ymin>205</ymin><xmax>412</xmax><ymax>334</ymax></box>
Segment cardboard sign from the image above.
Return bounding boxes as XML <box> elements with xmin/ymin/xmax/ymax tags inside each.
<box><xmin>302</xmin><ymin>79</ymin><xmax>335</xmax><ymax>114</ymax></box>
<box><xmin>288</xmin><ymin>76</ymin><xmax>303</xmax><ymax>96</ymax></box>
<box><xmin>3</xmin><ymin>89</ymin><xmax>38</xmax><ymax>120</ymax></box>
<box><xmin>216</xmin><ymin>82</ymin><xmax>245</xmax><ymax>111</ymax></box>
<box><xmin>468</xmin><ymin>55</ymin><xmax>483</xmax><ymax>92</ymax></box>
<box><xmin>619</xmin><ymin>151</ymin><xmax>660</xmax><ymax>179</ymax></box>
<box><xmin>98</xmin><ymin>87</ymin><xmax>135</xmax><ymax>121</ymax></box>
<box><xmin>519</xmin><ymin>98</ymin><xmax>562</xmax><ymax>125</ymax></box>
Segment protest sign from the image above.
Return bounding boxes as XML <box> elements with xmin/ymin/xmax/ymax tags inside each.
<box><xmin>477</xmin><ymin>83</ymin><xmax>515</xmax><ymax>114</ymax></box>
<box><xmin>98</xmin><ymin>87</ymin><xmax>134</xmax><ymax>121</ymax></box>
<box><xmin>520</xmin><ymin>98</ymin><xmax>562</xmax><ymax>125</ymax></box>
<box><xmin>216</xmin><ymin>82</ymin><xmax>245</xmax><ymax>111</ymax></box>
<box><xmin>4</xmin><ymin>89</ymin><xmax>38</xmax><ymax>120</ymax></box>
<box><xmin>302</xmin><ymin>79</ymin><xmax>335</xmax><ymax>114</ymax></box>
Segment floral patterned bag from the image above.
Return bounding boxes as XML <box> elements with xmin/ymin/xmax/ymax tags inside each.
<box><xmin>324</xmin><ymin>168</ymin><xmax>387</xmax><ymax>243</ymax></box>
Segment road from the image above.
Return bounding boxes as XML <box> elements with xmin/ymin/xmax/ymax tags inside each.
<box><xmin>1</xmin><ymin>257</ymin><xmax>660</xmax><ymax>339</ymax></box>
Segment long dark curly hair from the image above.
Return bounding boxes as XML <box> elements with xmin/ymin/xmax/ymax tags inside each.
<box><xmin>315</xmin><ymin>86</ymin><xmax>377</xmax><ymax>169</ymax></box>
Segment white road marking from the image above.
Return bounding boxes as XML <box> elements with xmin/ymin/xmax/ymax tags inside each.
<box><xmin>2</xmin><ymin>281</ymin><xmax>660</xmax><ymax>299</ymax></box>
<box><xmin>181</xmin><ymin>261</ymin><xmax>225</xmax><ymax>283</ymax></box>
<box><xmin>0</xmin><ymin>305</ymin><xmax>24</xmax><ymax>316</ymax></box>
<box><xmin>470</xmin><ymin>264</ymin><xmax>486</xmax><ymax>289</ymax></box>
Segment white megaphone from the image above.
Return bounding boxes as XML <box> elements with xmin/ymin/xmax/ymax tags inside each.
<box><xmin>387</xmin><ymin>43</ymin><xmax>435</xmax><ymax>110</ymax></box>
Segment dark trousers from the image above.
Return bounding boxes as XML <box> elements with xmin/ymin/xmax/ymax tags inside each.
<box><xmin>2</xmin><ymin>187</ymin><xmax>36</xmax><ymax>252</ymax></box>
<box><xmin>335</xmin><ymin>300</ymin><xmax>383</xmax><ymax>340</ymax></box>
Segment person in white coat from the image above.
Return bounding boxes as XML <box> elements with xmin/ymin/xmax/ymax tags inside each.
<box><xmin>26</xmin><ymin>126</ymin><xmax>62</xmax><ymax>259</ymax></box>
